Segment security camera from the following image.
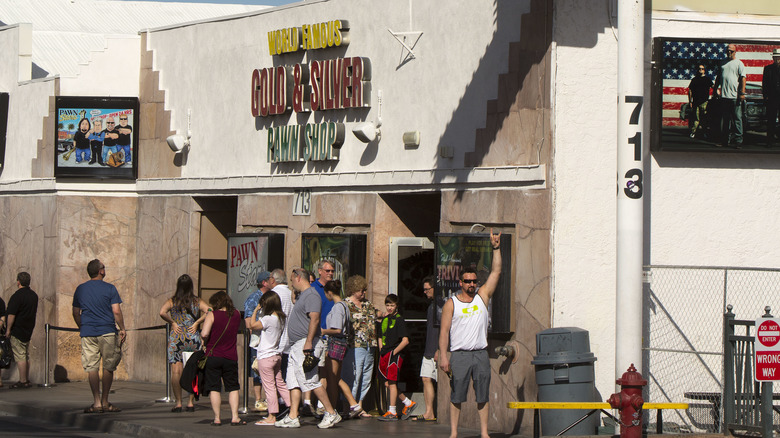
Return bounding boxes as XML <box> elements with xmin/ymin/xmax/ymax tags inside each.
<box><xmin>166</xmin><ymin>134</ymin><xmax>190</xmax><ymax>153</ymax></box>
<box><xmin>352</xmin><ymin>122</ymin><xmax>380</xmax><ymax>143</ymax></box>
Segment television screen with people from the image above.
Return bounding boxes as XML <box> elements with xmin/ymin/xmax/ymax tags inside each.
<box><xmin>653</xmin><ymin>38</ymin><xmax>780</xmax><ymax>152</ymax></box>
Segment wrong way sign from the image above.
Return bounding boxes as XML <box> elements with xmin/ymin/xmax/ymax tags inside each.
<box><xmin>755</xmin><ymin>317</ymin><xmax>780</xmax><ymax>381</ymax></box>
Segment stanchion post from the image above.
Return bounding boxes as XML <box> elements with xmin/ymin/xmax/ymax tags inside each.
<box><xmin>239</xmin><ymin>329</ymin><xmax>250</xmax><ymax>414</ymax></box>
<box><xmin>38</xmin><ymin>323</ymin><xmax>55</xmax><ymax>388</ymax></box>
<box><xmin>156</xmin><ymin>323</ymin><xmax>174</xmax><ymax>403</ymax></box>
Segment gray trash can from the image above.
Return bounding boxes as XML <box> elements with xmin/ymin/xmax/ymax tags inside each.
<box><xmin>531</xmin><ymin>327</ymin><xmax>599</xmax><ymax>436</ymax></box>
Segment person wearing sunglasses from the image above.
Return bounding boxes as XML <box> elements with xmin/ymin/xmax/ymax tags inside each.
<box><xmin>116</xmin><ymin>115</ymin><xmax>133</xmax><ymax>163</ymax></box>
<box><xmin>101</xmin><ymin>117</ymin><xmax>120</xmax><ymax>165</ymax></box>
<box><xmin>439</xmin><ymin>229</ymin><xmax>502</xmax><ymax>438</ymax></box>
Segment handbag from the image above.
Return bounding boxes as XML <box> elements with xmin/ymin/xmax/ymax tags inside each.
<box><xmin>0</xmin><ymin>336</ymin><xmax>13</xmax><ymax>369</ymax></box>
<box><xmin>302</xmin><ymin>351</ymin><xmax>319</xmax><ymax>372</ymax></box>
<box><xmin>327</xmin><ymin>302</ymin><xmax>351</xmax><ymax>361</ymax></box>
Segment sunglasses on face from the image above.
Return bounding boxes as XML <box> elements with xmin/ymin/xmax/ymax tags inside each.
<box><xmin>323</xmin><ymin>269</ymin><xmax>334</xmax><ymax>273</ymax></box>
<box><xmin>462</xmin><ymin>279</ymin><xmax>478</xmax><ymax>284</ymax></box>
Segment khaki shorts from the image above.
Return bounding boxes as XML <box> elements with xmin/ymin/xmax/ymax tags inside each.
<box><xmin>286</xmin><ymin>337</ymin><xmax>325</xmax><ymax>392</ymax></box>
<box><xmin>420</xmin><ymin>356</ymin><xmax>438</xmax><ymax>381</ymax></box>
<box><xmin>10</xmin><ymin>336</ymin><xmax>29</xmax><ymax>362</ymax></box>
<box><xmin>81</xmin><ymin>333</ymin><xmax>122</xmax><ymax>372</ymax></box>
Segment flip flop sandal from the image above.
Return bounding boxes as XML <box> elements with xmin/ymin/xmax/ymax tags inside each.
<box><xmin>411</xmin><ymin>415</ymin><xmax>437</xmax><ymax>422</ymax></box>
<box><xmin>230</xmin><ymin>420</ymin><xmax>247</xmax><ymax>426</ymax></box>
<box><xmin>103</xmin><ymin>404</ymin><xmax>122</xmax><ymax>412</ymax></box>
<box><xmin>210</xmin><ymin>421</ymin><xmax>222</xmax><ymax>426</ymax></box>
<box><xmin>171</xmin><ymin>406</ymin><xmax>183</xmax><ymax>413</ymax></box>
<box><xmin>185</xmin><ymin>406</ymin><xmax>195</xmax><ymax>412</ymax></box>
<box><xmin>83</xmin><ymin>405</ymin><xmax>103</xmax><ymax>414</ymax></box>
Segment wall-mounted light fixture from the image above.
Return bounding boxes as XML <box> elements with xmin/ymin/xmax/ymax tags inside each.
<box><xmin>166</xmin><ymin>109</ymin><xmax>191</xmax><ymax>154</ymax></box>
<box><xmin>353</xmin><ymin>121</ymin><xmax>381</xmax><ymax>143</ymax></box>
<box><xmin>353</xmin><ymin>91</ymin><xmax>382</xmax><ymax>143</ymax></box>
<box><xmin>403</xmin><ymin>131</ymin><xmax>420</xmax><ymax>148</ymax></box>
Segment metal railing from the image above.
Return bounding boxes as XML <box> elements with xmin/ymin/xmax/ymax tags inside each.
<box><xmin>42</xmin><ymin>322</ymin><xmax>256</xmax><ymax>411</ymax></box>
<box><xmin>41</xmin><ymin>323</ymin><xmax>169</xmax><ymax>401</ymax></box>
<box><xmin>723</xmin><ymin>305</ymin><xmax>774</xmax><ymax>437</ymax></box>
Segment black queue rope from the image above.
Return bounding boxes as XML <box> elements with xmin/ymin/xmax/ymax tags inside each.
<box><xmin>40</xmin><ymin>323</ymin><xmax>168</xmax><ymax>397</ymax></box>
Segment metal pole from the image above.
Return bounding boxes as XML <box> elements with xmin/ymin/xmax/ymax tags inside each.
<box><xmin>156</xmin><ymin>323</ymin><xmax>173</xmax><ymax>403</ymax></box>
<box><xmin>723</xmin><ymin>305</ymin><xmax>735</xmax><ymax>433</ymax></box>
<box><xmin>761</xmin><ymin>381</ymin><xmax>772</xmax><ymax>438</ymax></box>
<box><xmin>615</xmin><ymin>0</ymin><xmax>645</xmax><ymax>386</ymax></box>
<box><xmin>239</xmin><ymin>329</ymin><xmax>249</xmax><ymax>414</ymax></box>
<box><xmin>38</xmin><ymin>323</ymin><xmax>55</xmax><ymax>388</ymax></box>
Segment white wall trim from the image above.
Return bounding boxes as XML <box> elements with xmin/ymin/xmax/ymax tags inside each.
<box><xmin>137</xmin><ymin>165</ymin><xmax>546</xmax><ymax>195</ymax></box>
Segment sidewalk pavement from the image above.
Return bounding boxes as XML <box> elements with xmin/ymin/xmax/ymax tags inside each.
<box><xmin>0</xmin><ymin>380</ymin><xmax>483</xmax><ymax>438</ymax></box>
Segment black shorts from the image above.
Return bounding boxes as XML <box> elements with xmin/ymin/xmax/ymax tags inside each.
<box><xmin>203</xmin><ymin>356</ymin><xmax>240</xmax><ymax>394</ymax></box>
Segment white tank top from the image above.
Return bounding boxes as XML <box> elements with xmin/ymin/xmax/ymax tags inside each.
<box><xmin>449</xmin><ymin>294</ymin><xmax>489</xmax><ymax>351</ymax></box>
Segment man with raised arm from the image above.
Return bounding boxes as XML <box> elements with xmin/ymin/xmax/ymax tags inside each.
<box><xmin>439</xmin><ymin>229</ymin><xmax>502</xmax><ymax>438</ymax></box>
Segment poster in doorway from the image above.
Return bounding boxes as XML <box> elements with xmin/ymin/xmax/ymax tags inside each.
<box><xmin>227</xmin><ymin>234</ymin><xmax>269</xmax><ymax>310</ymax></box>
<box><xmin>301</xmin><ymin>234</ymin><xmax>367</xmax><ymax>293</ymax></box>
<box><xmin>435</xmin><ymin>233</ymin><xmax>513</xmax><ymax>335</ymax></box>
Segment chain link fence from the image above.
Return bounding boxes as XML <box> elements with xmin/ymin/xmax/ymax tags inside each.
<box><xmin>643</xmin><ymin>265</ymin><xmax>780</xmax><ymax>433</ymax></box>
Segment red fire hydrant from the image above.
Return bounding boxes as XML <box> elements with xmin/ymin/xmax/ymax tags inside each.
<box><xmin>607</xmin><ymin>364</ymin><xmax>647</xmax><ymax>438</ymax></box>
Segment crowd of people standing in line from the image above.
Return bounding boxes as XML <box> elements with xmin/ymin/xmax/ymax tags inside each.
<box><xmin>157</xmin><ymin>261</ymin><xmax>450</xmax><ymax>429</ymax></box>
<box><xmin>0</xmin><ymin>229</ymin><xmax>501</xmax><ymax>438</ymax></box>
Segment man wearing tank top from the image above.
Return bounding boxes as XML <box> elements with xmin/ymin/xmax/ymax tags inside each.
<box><xmin>439</xmin><ymin>229</ymin><xmax>501</xmax><ymax>438</ymax></box>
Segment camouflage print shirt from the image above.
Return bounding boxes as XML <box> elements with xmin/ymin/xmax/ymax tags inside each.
<box><xmin>346</xmin><ymin>299</ymin><xmax>378</xmax><ymax>348</ymax></box>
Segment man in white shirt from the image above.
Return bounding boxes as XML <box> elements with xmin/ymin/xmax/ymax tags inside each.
<box><xmin>439</xmin><ymin>230</ymin><xmax>501</xmax><ymax>438</ymax></box>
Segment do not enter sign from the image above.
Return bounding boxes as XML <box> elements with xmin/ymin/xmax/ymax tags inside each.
<box><xmin>755</xmin><ymin>317</ymin><xmax>780</xmax><ymax>382</ymax></box>
<box><xmin>757</xmin><ymin>320</ymin><xmax>780</xmax><ymax>348</ymax></box>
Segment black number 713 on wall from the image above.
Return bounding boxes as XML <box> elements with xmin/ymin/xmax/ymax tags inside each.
<box><xmin>624</xmin><ymin>96</ymin><xmax>643</xmax><ymax>200</ymax></box>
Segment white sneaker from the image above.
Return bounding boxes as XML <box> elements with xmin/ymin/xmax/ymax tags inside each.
<box><xmin>317</xmin><ymin>411</ymin><xmax>342</xmax><ymax>429</ymax></box>
<box><xmin>275</xmin><ymin>416</ymin><xmax>301</xmax><ymax>428</ymax></box>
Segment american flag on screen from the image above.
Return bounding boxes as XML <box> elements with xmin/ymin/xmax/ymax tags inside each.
<box><xmin>661</xmin><ymin>41</ymin><xmax>780</xmax><ymax>126</ymax></box>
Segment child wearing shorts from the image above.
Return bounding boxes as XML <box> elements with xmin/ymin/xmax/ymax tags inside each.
<box><xmin>377</xmin><ymin>294</ymin><xmax>417</xmax><ymax>421</ymax></box>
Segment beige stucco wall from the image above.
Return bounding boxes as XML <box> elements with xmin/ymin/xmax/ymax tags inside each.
<box><xmin>0</xmin><ymin>195</ymin><xmax>56</xmax><ymax>384</ymax></box>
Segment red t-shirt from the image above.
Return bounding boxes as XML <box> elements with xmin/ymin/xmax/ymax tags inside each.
<box><xmin>205</xmin><ymin>309</ymin><xmax>240</xmax><ymax>361</ymax></box>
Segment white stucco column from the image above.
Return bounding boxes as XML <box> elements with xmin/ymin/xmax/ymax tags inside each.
<box><xmin>615</xmin><ymin>0</ymin><xmax>645</xmax><ymax>380</ymax></box>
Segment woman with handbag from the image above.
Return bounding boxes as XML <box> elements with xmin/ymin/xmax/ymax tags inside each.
<box><xmin>200</xmin><ymin>291</ymin><xmax>244</xmax><ymax>426</ymax></box>
<box><xmin>322</xmin><ymin>280</ymin><xmax>363</xmax><ymax>418</ymax></box>
<box><xmin>159</xmin><ymin>274</ymin><xmax>210</xmax><ymax>412</ymax></box>
<box><xmin>249</xmin><ymin>291</ymin><xmax>291</xmax><ymax>425</ymax></box>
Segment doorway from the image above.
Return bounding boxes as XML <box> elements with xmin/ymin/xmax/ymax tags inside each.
<box><xmin>195</xmin><ymin>197</ymin><xmax>237</xmax><ymax>302</ymax></box>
